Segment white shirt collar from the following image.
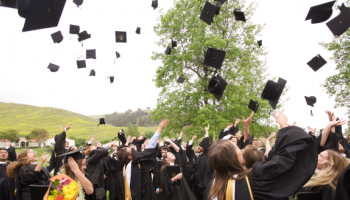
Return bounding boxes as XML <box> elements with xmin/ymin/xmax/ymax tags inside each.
<box><xmin>0</xmin><ymin>161</ymin><xmax>7</xmax><ymax>164</ymax></box>
<box><xmin>31</xmin><ymin>162</ymin><xmax>37</xmax><ymax>165</ymax></box>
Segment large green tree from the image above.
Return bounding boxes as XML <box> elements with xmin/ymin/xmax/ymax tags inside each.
<box><xmin>0</xmin><ymin>129</ymin><xmax>20</xmax><ymax>143</ymax></box>
<box><xmin>26</xmin><ymin>128</ymin><xmax>49</xmax><ymax>146</ymax></box>
<box><xmin>319</xmin><ymin>1</ymin><xmax>350</xmax><ymax>123</ymax></box>
<box><xmin>151</xmin><ymin>0</ymin><xmax>282</xmax><ymax>139</ymax></box>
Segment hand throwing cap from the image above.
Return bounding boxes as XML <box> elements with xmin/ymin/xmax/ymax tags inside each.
<box><xmin>200</xmin><ymin>1</ymin><xmax>217</xmax><ymax>25</ymax></box>
<box><xmin>234</xmin><ymin>9</ymin><xmax>246</xmax><ymax>22</ymax></box>
<box><xmin>48</xmin><ymin>63</ymin><xmax>60</xmax><ymax>72</ymax></box>
<box><xmin>70</xmin><ymin>25</ymin><xmax>80</xmax><ymax>34</ymax></box>
<box><xmin>152</xmin><ymin>0</ymin><xmax>158</xmax><ymax>10</ymax></box>
<box><xmin>78</xmin><ymin>31</ymin><xmax>91</xmax><ymax>42</ymax></box>
<box><xmin>86</xmin><ymin>49</ymin><xmax>96</xmax><ymax>59</ymax></box>
<box><xmin>208</xmin><ymin>75</ymin><xmax>227</xmax><ymax>101</ymax></box>
<box><xmin>165</xmin><ymin>46</ymin><xmax>172</xmax><ymax>55</ymax></box>
<box><xmin>305</xmin><ymin>96</ymin><xmax>317</xmax><ymax>107</ymax></box>
<box><xmin>77</xmin><ymin>60</ymin><xmax>86</xmax><ymax>69</ymax></box>
<box><xmin>326</xmin><ymin>8</ymin><xmax>350</xmax><ymax>36</ymax></box>
<box><xmin>51</xmin><ymin>31</ymin><xmax>63</xmax><ymax>43</ymax></box>
<box><xmin>203</xmin><ymin>48</ymin><xmax>226</xmax><ymax>69</ymax></box>
<box><xmin>305</xmin><ymin>1</ymin><xmax>335</xmax><ymax>24</ymax></box>
<box><xmin>20</xmin><ymin>0</ymin><xmax>67</xmax><ymax>32</ymax></box>
<box><xmin>307</xmin><ymin>54</ymin><xmax>327</xmax><ymax>72</ymax></box>
<box><xmin>115</xmin><ymin>31</ymin><xmax>127</xmax><ymax>43</ymax></box>
<box><xmin>261</xmin><ymin>78</ymin><xmax>287</xmax><ymax>109</ymax></box>
<box><xmin>248</xmin><ymin>99</ymin><xmax>259</xmax><ymax>113</ymax></box>
<box><xmin>89</xmin><ymin>69</ymin><xmax>95</xmax><ymax>76</ymax></box>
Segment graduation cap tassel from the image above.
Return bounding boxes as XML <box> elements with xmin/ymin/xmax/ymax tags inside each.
<box><xmin>80</xmin><ymin>42</ymin><xmax>83</xmax><ymax>47</ymax></box>
<box><xmin>311</xmin><ymin>109</ymin><xmax>313</xmax><ymax>116</ymax></box>
<box><xmin>70</xmin><ymin>35</ymin><xmax>72</xmax><ymax>40</ymax></box>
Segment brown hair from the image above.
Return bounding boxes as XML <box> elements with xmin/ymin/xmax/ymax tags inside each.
<box><xmin>60</xmin><ymin>159</ymin><xmax>84</xmax><ymax>180</ymax></box>
<box><xmin>85</xmin><ymin>147</ymin><xmax>92</xmax><ymax>157</ymax></box>
<box><xmin>7</xmin><ymin>150</ymin><xmax>32</xmax><ymax>178</ymax></box>
<box><xmin>208</xmin><ymin>140</ymin><xmax>251</xmax><ymax>200</ymax></box>
<box><xmin>118</xmin><ymin>147</ymin><xmax>131</xmax><ymax>165</ymax></box>
<box><xmin>160</xmin><ymin>146</ymin><xmax>171</xmax><ymax>153</ymax></box>
<box><xmin>243</xmin><ymin>145</ymin><xmax>264</xmax><ymax>169</ymax></box>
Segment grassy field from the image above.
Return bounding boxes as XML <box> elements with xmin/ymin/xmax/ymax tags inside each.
<box><xmin>0</xmin><ymin>102</ymin><xmax>157</xmax><ymax>141</ymax></box>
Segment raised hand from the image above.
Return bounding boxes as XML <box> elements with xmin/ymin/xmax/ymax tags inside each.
<box><xmin>242</xmin><ymin>112</ymin><xmax>254</xmax><ymax>127</ymax></box>
<box><xmin>205</xmin><ymin>124</ymin><xmax>210</xmax><ymax>132</ymax></box>
<box><xmin>227</xmin><ymin>123</ymin><xmax>233</xmax><ymax>130</ymax></box>
<box><xmin>39</xmin><ymin>152</ymin><xmax>50</xmax><ymax>164</ymax></box>
<box><xmin>288</xmin><ymin>121</ymin><xmax>296</xmax><ymax>126</ymax></box>
<box><xmin>192</xmin><ymin>135</ymin><xmax>197</xmax><ymax>141</ymax></box>
<box><xmin>66</xmin><ymin>124</ymin><xmax>72</xmax><ymax>130</ymax></box>
<box><xmin>159</xmin><ymin>119</ymin><xmax>169</xmax><ymax>130</ymax></box>
<box><xmin>164</xmin><ymin>136</ymin><xmax>171</xmax><ymax>143</ymax></box>
<box><xmin>327</xmin><ymin>118</ymin><xmax>348</xmax><ymax>128</ymax></box>
<box><xmin>325</xmin><ymin>110</ymin><xmax>334</xmax><ymax>122</ymax></box>
<box><xmin>179</xmin><ymin>131</ymin><xmax>183</xmax><ymax>138</ymax></box>
<box><xmin>272</xmin><ymin>108</ymin><xmax>288</xmax><ymax>129</ymax></box>
<box><xmin>68</xmin><ymin>157</ymin><xmax>80</xmax><ymax>173</ymax></box>
<box><xmin>4</xmin><ymin>139</ymin><xmax>10</xmax><ymax>147</ymax></box>
<box><xmin>235</xmin><ymin>118</ymin><xmax>240</xmax><ymax>126</ymax></box>
<box><xmin>307</xmin><ymin>126</ymin><xmax>316</xmax><ymax>135</ymax></box>
<box><xmin>267</xmin><ymin>132</ymin><xmax>276</xmax><ymax>141</ymax></box>
<box><xmin>90</xmin><ymin>135</ymin><xmax>95</xmax><ymax>142</ymax></box>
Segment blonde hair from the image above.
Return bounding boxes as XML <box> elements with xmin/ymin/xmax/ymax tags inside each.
<box><xmin>304</xmin><ymin>150</ymin><xmax>350</xmax><ymax>189</ymax></box>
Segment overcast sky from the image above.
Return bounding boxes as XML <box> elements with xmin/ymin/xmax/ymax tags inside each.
<box><xmin>0</xmin><ymin>0</ymin><xmax>348</xmax><ymax>131</ymax></box>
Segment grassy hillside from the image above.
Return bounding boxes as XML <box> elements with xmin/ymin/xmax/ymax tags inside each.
<box><xmin>0</xmin><ymin>102</ymin><xmax>157</xmax><ymax>141</ymax></box>
<box><xmin>88</xmin><ymin>114</ymin><xmax>107</xmax><ymax>120</ymax></box>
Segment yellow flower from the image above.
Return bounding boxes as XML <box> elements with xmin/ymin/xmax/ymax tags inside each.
<box><xmin>48</xmin><ymin>189</ymin><xmax>60</xmax><ymax>200</ymax></box>
<box><xmin>62</xmin><ymin>182</ymin><xmax>79</xmax><ymax>200</ymax></box>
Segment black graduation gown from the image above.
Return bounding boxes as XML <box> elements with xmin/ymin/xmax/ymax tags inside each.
<box><xmin>117</xmin><ymin>148</ymin><xmax>157</xmax><ymax>200</ymax></box>
<box><xmin>0</xmin><ymin>163</ymin><xmax>15</xmax><ymax>200</ymax></box>
<box><xmin>185</xmin><ymin>142</ymin><xmax>195</xmax><ymax>189</ymax></box>
<box><xmin>160</xmin><ymin>150</ymin><xmax>196</xmax><ymax>200</ymax></box>
<box><xmin>299</xmin><ymin>185</ymin><xmax>335</xmax><ymax>200</ymax></box>
<box><xmin>308</xmin><ymin>131</ymin><xmax>316</xmax><ymax>140</ymax></box>
<box><xmin>335</xmin><ymin>164</ymin><xmax>350</xmax><ymax>200</ymax></box>
<box><xmin>54</xmin><ymin>131</ymin><xmax>66</xmax><ymax>175</ymax></box>
<box><xmin>86</xmin><ymin>147</ymin><xmax>108</xmax><ymax>200</ymax></box>
<box><xmin>118</xmin><ymin>133</ymin><xmax>127</xmax><ymax>145</ymax></box>
<box><xmin>131</xmin><ymin>138</ymin><xmax>147</xmax><ymax>151</ymax></box>
<box><xmin>18</xmin><ymin>165</ymin><xmax>51</xmax><ymax>200</ymax></box>
<box><xmin>151</xmin><ymin>160</ymin><xmax>166</xmax><ymax>200</ymax></box>
<box><xmin>218</xmin><ymin>126</ymin><xmax>239</xmax><ymax>139</ymax></box>
<box><xmin>105</xmin><ymin>155</ymin><xmax>123</xmax><ymax>200</ymax></box>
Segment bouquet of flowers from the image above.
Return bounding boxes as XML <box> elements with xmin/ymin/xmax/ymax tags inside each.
<box><xmin>44</xmin><ymin>174</ymin><xmax>79</xmax><ymax>200</ymax></box>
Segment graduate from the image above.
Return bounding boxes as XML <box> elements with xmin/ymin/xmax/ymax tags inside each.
<box><xmin>105</xmin><ymin>148</ymin><xmax>123</xmax><ymax>200</ymax></box>
<box><xmin>205</xmin><ymin>108</ymin><xmax>318</xmax><ymax>200</ymax></box>
<box><xmin>53</xmin><ymin>124</ymin><xmax>71</xmax><ymax>175</ymax></box>
<box><xmin>218</xmin><ymin>119</ymin><xmax>239</xmax><ymax>139</ymax></box>
<box><xmin>117</xmin><ymin>118</ymin><xmax>168</xmax><ymax>200</ymax></box>
<box><xmin>7</xmin><ymin>150</ymin><xmax>51</xmax><ymax>200</ymax></box>
<box><xmin>0</xmin><ymin>139</ymin><xmax>16</xmax><ymax>200</ymax></box>
<box><xmin>160</xmin><ymin>137</ymin><xmax>196</xmax><ymax>200</ymax></box>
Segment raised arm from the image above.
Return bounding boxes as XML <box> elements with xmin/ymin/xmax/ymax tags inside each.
<box><xmin>242</xmin><ymin>112</ymin><xmax>254</xmax><ymax>141</ymax></box>
<box><xmin>118</xmin><ymin>130</ymin><xmax>127</xmax><ymax>145</ymax></box>
<box><xmin>320</xmin><ymin>118</ymin><xmax>347</xmax><ymax>147</ymax></box>
<box><xmin>34</xmin><ymin>152</ymin><xmax>50</xmax><ymax>172</ymax></box>
<box><xmin>164</xmin><ymin>137</ymin><xmax>180</xmax><ymax>152</ymax></box>
<box><xmin>265</xmin><ymin>132</ymin><xmax>276</xmax><ymax>158</ymax></box>
<box><xmin>68</xmin><ymin>157</ymin><xmax>94</xmax><ymax>195</ymax></box>
<box><xmin>87</xmin><ymin>147</ymin><xmax>109</xmax><ymax>163</ymax></box>
<box><xmin>146</xmin><ymin>118</ymin><xmax>169</xmax><ymax>149</ymax></box>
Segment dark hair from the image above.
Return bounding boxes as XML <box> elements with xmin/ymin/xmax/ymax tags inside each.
<box><xmin>243</xmin><ymin>145</ymin><xmax>264</xmax><ymax>168</ymax></box>
<box><xmin>160</xmin><ymin>146</ymin><xmax>171</xmax><ymax>153</ymax></box>
<box><xmin>118</xmin><ymin>147</ymin><xmax>131</xmax><ymax>165</ymax></box>
<box><xmin>208</xmin><ymin>140</ymin><xmax>251</xmax><ymax>200</ymax></box>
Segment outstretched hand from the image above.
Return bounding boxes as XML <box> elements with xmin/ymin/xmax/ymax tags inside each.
<box><xmin>39</xmin><ymin>152</ymin><xmax>50</xmax><ymax>164</ymax></box>
<box><xmin>164</xmin><ymin>137</ymin><xmax>171</xmax><ymax>143</ymax></box>
<box><xmin>90</xmin><ymin>135</ymin><xmax>95</xmax><ymax>142</ymax></box>
<box><xmin>267</xmin><ymin>132</ymin><xmax>276</xmax><ymax>141</ymax></box>
<box><xmin>325</xmin><ymin>110</ymin><xmax>335</xmax><ymax>122</ymax></box>
<box><xmin>307</xmin><ymin>126</ymin><xmax>316</xmax><ymax>135</ymax></box>
<box><xmin>272</xmin><ymin>108</ymin><xmax>288</xmax><ymax>129</ymax></box>
<box><xmin>192</xmin><ymin>135</ymin><xmax>197</xmax><ymax>141</ymax></box>
<box><xmin>327</xmin><ymin>118</ymin><xmax>348</xmax><ymax>128</ymax></box>
<box><xmin>205</xmin><ymin>124</ymin><xmax>210</xmax><ymax>132</ymax></box>
<box><xmin>4</xmin><ymin>139</ymin><xmax>10</xmax><ymax>147</ymax></box>
<box><xmin>227</xmin><ymin>123</ymin><xmax>233</xmax><ymax>130</ymax></box>
<box><xmin>179</xmin><ymin>131</ymin><xmax>183</xmax><ymax>138</ymax></box>
<box><xmin>157</xmin><ymin>119</ymin><xmax>169</xmax><ymax>133</ymax></box>
<box><xmin>242</xmin><ymin>112</ymin><xmax>254</xmax><ymax>127</ymax></box>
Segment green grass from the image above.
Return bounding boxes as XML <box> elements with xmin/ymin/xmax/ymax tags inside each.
<box><xmin>0</xmin><ymin>102</ymin><xmax>158</xmax><ymax>141</ymax></box>
<box><xmin>16</xmin><ymin>148</ymin><xmax>51</xmax><ymax>167</ymax></box>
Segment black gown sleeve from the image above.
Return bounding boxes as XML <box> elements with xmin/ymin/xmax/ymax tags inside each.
<box><xmin>316</xmin><ymin>130</ymin><xmax>339</xmax><ymax>154</ymax></box>
<box><xmin>6</xmin><ymin>146</ymin><xmax>16</xmax><ymax>162</ymax></box>
<box><xmin>118</xmin><ymin>133</ymin><xmax>127</xmax><ymax>145</ymax></box>
<box><xmin>174</xmin><ymin>139</ymin><xmax>182</xmax><ymax>148</ymax></box>
<box><xmin>87</xmin><ymin>147</ymin><xmax>109</xmax><ymax>163</ymax></box>
<box><xmin>308</xmin><ymin>132</ymin><xmax>316</xmax><ymax>140</ymax></box>
<box><xmin>186</xmin><ymin>143</ymin><xmax>195</xmax><ymax>162</ymax></box>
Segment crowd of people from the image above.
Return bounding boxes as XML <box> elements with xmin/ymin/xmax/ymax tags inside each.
<box><xmin>0</xmin><ymin>108</ymin><xmax>350</xmax><ymax>200</ymax></box>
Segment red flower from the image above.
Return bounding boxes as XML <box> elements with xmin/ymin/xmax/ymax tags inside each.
<box><xmin>55</xmin><ymin>194</ymin><xmax>64</xmax><ymax>200</ymax></box>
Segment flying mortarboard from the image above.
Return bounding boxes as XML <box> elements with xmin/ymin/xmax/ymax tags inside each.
<box><xmin>89</xmin><ymin>69</ymin><xmax>95</xmax><ymax>76</ymax></box>
<box><xmin>47</xmin><ymin>63</ymin><xmax>60</xmax><ymax>72</ymax></box>
<box><xmin>152</xmin><ymin>0</ymin><xmax>158</xmax><ymax>10</ymax></box>
<box><xmin>248</xmin><ymin>99</ymin><xmax>259</xmax><ymax>113</ymax></box>
<box><xmin>86</xmin><ymin>49</ymin><xmax>96</xmax><ymax>59</ymax></box>
<box><xmin>172</xmin><ymin>39</ymin><xmax>177</xmax><ymax>48</ymax></box>
<box><xmin>115</xmin><ymin>31</ymin><xmax>127</xmax><ymax>43</ymax></box>
<box><xmin>177</xmin><ymin>76</ymin><xmax>185</xmax><ymax>84</ymax></box>
<box><xmin>78</xmin><ymin>31</ymin><xmax>91</xmax><ymax>42</ymax></box>
<box><xmin>215</xmin><ymin>0</ymin><xmax>227</xmax><ymax>4</ymax></box>
<box><xmin>0</xmin><ymin>0</ymin><xmax>17</xmax><ymax>8</ymax></box>
<box><xmin>108</xmin><ymin>76</ymin><xmax>114</xmax><ymax>84</ymax></box>
<box><xmin>20</xmin><ymin>0</ymin><xmax>67</xmax><ymax>32</ymax></box>
<box><xmin>69</xmin><ymin>25</ymin><xmax>80</xmax><ymax>34</ymax></box>
<box><xmin>234</xmin><ymin>9</ymin><xmax>246</xmax><ymax>22</ymax></box>
<box><xmin>136</xmin><ymin>27</ymin><xmax>141</xmax><ymax>34</ymax></box>
<box><xmin>257</xmin><ymin>40</ymin><xmax>262</xmax><ymax>47</ymax></box>
<box><xmin>77</xmin><ymin>60</ymin><xmax>86</xmax><ymax>69</ymax></box>
<box><xmin>208</xmin><ymin>75</ymin><xmax>227</xmax><ymax>101</ymax></box>
<box><xmin>73</xmin><ymin>0</ymin><xmax>83</xmax><ymax>7</ymax></box>
<box><xmin>200</xmin><ymin>1</ymin><xmax>217</xmax><ymax>25</ymax></box>
<box><xmin>305</xmin><ymin>96</ymin><xmax>317</xmax><ymax>107</ymax></box>
<box><xmin>215</xmin><ymin>3</ymin><xmax>221</xmax><ymax>15</ymax></box>
<box><xmin>165</xmin><ymin>46</ymin><xmax>172</xmax><ymax>55</ymax></box>
<box><xmin>338</xmin><ymin>3</ymin><xmax>349</xmax><ymax>12</ymax></box>
<box><xmin>261</xmin><ymin>78</ymin><xmax>287</xmax><ymax>109</ymax></box>
<box><xmin>307</xmin><ymin>54</ymin><xmax>327</xmax><ymax>72</ymax></box>
<box><xmin>326</xmin><ymin>8</ymin><xmax>350</xmax><ymax>36</ymax></box>
<box><xmin>99</xmin><ymin>118</ymin><xmax>106</xmax><ymax>125</ymax></box>
<box><xmin>56</xmin><ymin>148</ymin><xmax>87</xmax><ymax>161</ymax></box>
<box><xmin>305</xmin><ymin>1</ymin><xmax>335</xmax><ymax>24</ymax></box>
<box><xmin>116</xmin><ymin>51</ymin><xmax>120</xmax><ymax>58</ymax></box>
<box><xmin>203</xmin><ymin>48</ymin><xmax>226</xmax><ymax>69</ymax></box>
<box><xmin>51</xmin><ymin>31</ymin><xmax>63</xmax><ymax>43</ymax></box>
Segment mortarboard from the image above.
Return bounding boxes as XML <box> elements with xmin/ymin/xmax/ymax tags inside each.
<box><xmin>78</xmin><ymin>31</ymin><xmax>91</xmax><ymax>42</ymax></box>
<box><xmin>47</xmin><ymin>63</ymin><xmax>59</xmax><ymax>72</ymax></box>
<box><xmin>77</xmin><ymin>60</ymin><xmax>86</xmax><ymax>69</ymax></box>
<box><xmin>307</xmin><ymin>54</ymin><xmax>327</xmax><ymax>72</ymax></box>
<box><xmin>200</xmin><ymin>1</ymin><xmax>217</xmax><ymax>25</ymax></box>
<box><xmin>0</xmin><ymin>0</ymin><xmax>17</xmax><ymax>8</ymax></box>
<box><xmin>326</xmin><ymin>8</ymin><xmax>350</xmax><ymax>36</ymax></box>
<box><xmin>108</xmin><ymin>76</ymin><xmax>114</xmax><ymax>84</ymax></box>
<box><xmin>69</xmin><ymin>25</ymin><xmax>80</xmax><ymax>34</ymax></box>
<box><xmin>20</xmin><ymin>0</ymin><xmax>67</xmax><ymax>32</ymax></box>
<box><xmin>234</xmin><ymin>9</ymin><xmax>246</xmax><ymax>22</ymax></box>
<box><xmin>51</xmin><ymin>31</ymin><xmax>63</xmax><ymax>43</ymax></box>
<box><xmin>305</xmin><ymin>96</ymin><xmax>316</xmax><ymax>107</ymax></box>
<box><xmin>165</xmin><ymin>46</ymin><xmax>172</xmax><ymax>55</ymax></box>
<box><xmin>99</xmin><ymin>118</ymin><xmax>106</xmax><ymax>125</ymax></box>
<box><xmin>152</xmin><ymin>0</ymin><xmax>158</xmax><ymax>10</ymax></box>
<box><xmin>136</xmin><ymin>27</ymin><xmax>141</xmax><ymax>34</ymax></box>
<box><xmin>305</xmin><ymin>1</ymin><xmax>335</xmax><ymax>24</ymax></box>
<box><xmin>89</xmin><ymin>69</ymin><xmax>95</xmax><ymax>76</ymax></box>
<box><xmin>339</xmin><ymin>3</ymin><xmax>349</xmax><ymax>12</ymax></box>
<box><xmin>257</xmin><ymin>40</ymin><xmax>262</xmax><ymax>47</ymax></box>
<box><xmin>172</xmin><ymin>39</ymin><xmax>177</xmax><ymax>48</ymax></box>
<box><xmin>215</xmin><ymin>4</ymin><xmax>221</xmax><ymax>15</ymax></box>
<box><xmin>86</xmin><ymin>49</ymin><xmax>96</xmax><ymax>59</ymax></box>
<box><xmin>248</xmin><ymin>99</ymin><xmax>259</xmax><ymax>113</ymax></box>
<box><xmin>29</xmin><ymin>185</ymin><xmax>52</xmax><ymax>200</ymax></box>
<box><xmin>261</xmin><ymin>78</ymin><xmax>287</xmax><ymax>109</ymax></box>
<box><xmin>73</xmin><ymin>0</ymin><xmax>83</xmax><ymax>7</ymax></box>
<box><xmin>208</xmin><ymin>75</ymin><xmax>227</xmax><ymax>101</ymax></box>
<box><xmin>115</xmin><ymin>31</ymin><xmax>127</xmax><ymax>43</ymax></box>
<box><xmin>177</xmin><ymin>76</ymin><xmax>185</xmax><ymax>84</ymax></box>
<box><xmin>203</xmin><ymin>48</ymin><xmax>226</xmax><ymax>69</ymax></box>
<box><xmin>56</xmin><ymin>148</ymin><xmax>86</xmax><ymax>161</ymax></box>
<box><xmin>215</xmin><ymin>0</ymin><xmax>227</xmax><ymax>4</ymax></box>
<box><xmin>116</xmin><ymin>51</ymin><xmax>120</xmax><ymax>58</ymax></box>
